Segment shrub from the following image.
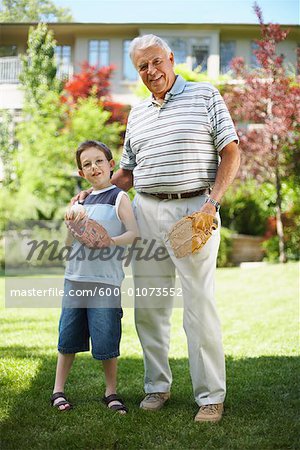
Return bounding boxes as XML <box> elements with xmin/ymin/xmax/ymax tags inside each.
<box><xmin>262</xmin><ymin>236</ymin><xmax>280</xmax><ymax>262</ymax></box>
<box><xmin>217</xmin><ymin>227</ymin><xmax>233</xmax><ymax>267</ymax></box>
<box><xmin>0</xmin><ymin>238</ymin><xmax>4</xmax><ymax>270</ymax></box>
<box><xmin>263</xmin><ymin>207</ymin><xmax>300</xmax><ymax>261</ymax></box>
<box><xmin>62</xmin><ymin>63</ymin><xmax>129</xmax><ymax>126</ymax></box>
<box><xmin>221</xmin><ymin>181</ymin><xmax>275</xmax><ymax>236</ymax></box>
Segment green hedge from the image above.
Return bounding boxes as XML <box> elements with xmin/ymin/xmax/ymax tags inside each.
<box><xmin>221</xmin><ymin>182</ymin><xmax>275</xmax><ymax>236</ymax></box>
<box><xmin>217</xmin><ymin>227</ymin><xmax>233</xmax><ymax>268</ymax></box>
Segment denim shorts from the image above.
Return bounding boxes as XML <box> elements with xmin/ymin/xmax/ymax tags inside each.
<box><xmin>58</xmin><ymin>279</ymin><xmax>123</xmax><ymax>360</ymax></box>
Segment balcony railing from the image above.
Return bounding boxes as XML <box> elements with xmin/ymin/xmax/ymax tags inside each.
<box><xmin>0</xmin><ymin>56</ymin><xmax>74</xmax><ymax>83</ymax></box>
<box><xmin>0</xmin><ymin>57</ymin><xmax>22</xmax><ymax>83</ymax></box>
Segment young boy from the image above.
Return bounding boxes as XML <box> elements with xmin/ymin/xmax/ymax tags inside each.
<box><xmin>51</xmin><ymin>140</ymin><xmax>139</xmax><ymax>414</ymax></box>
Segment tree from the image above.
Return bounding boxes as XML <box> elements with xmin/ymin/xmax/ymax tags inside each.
<box><xmin>0</xmin><ymin>110</ymin><xmax>16</xmax><ymax>187</ymax></box>
<box><xmin>19</xmin><ymin>22</ymin><xmax>60</xmax><ymax>107</ymax></box>
<box><xmin>62</xmin><ymin>62</ymin><xmax>129</xmax><ymax>125</ymax></box>
<box><xmin>13</xmin><ymin>92</ymin><xmax>124</xmax><ymax>220</ymax></box>
<box><xmin>0</xmin><ymin>23</ymin><xmax>124</xmax><ymax>271</ymax></box>
<box><xmin>1</xmin><ymin>23</ymin><xmax>124</xmax><ymax>222</ymax></box>
<box><xmin>223</xmin><ymin>2</ymin><xmax>300</xmax><ymax>263</ymax></box>
<box><xmin>0</xmin><ymin>0</ymin><xmax>73</xmax><ymax>22</ymax></box>
<box><xmin>62</xmin><ymin>63</ymin><xmax>113</xmax><ymax>101</ymax></box>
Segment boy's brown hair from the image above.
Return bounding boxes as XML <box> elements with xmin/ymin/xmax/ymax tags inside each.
<box><xmin>76</xmin><ymin>140</ymin><xmax>113</xmax><ymax>170</ymax></box>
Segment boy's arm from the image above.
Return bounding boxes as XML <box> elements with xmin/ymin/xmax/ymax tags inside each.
<box><xmin>111</xmin><ymin>194</ymin><xmax>139</xmax><ymax>246</ymax></box>
<box><xmin>64</xmin><ymin>203</ymin><xmax>87</xmax><ymax>246</ymax></box>
<box><xmin>65</xmin><ymin>229</ymin><xmax>74</xmax><ymax>247</ymax></box>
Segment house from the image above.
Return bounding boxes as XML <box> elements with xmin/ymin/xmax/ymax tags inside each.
<box><xmin>0</xmin><ymin>21</ymin><xmax>299</xmax><ymax>110</ymax></box>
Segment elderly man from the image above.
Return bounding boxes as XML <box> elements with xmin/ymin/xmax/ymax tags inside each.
<box><xmin>79</xmin><ymin>34</ymin><xmax>240</xmax><ymax>422</ymax></box>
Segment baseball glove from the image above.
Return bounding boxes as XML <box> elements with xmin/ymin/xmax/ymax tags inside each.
<box><xmin>65</xmin><ymin>216</ymin><xmax>112</xmax><ymax>249</ymax></box>
<box><xmin>167</xmin><ymin>212</ymin><xmax>218</xmax><ymax>258</ymax></box>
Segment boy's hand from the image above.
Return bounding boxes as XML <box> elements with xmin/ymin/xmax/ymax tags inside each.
<box><xmin>65</xmin><ymin>217</ymin><xmax>113</xmax><ymax>249</ymax></box>
<box><xmin>65</xmin><ymin>204</ymin><xmax>87</xmax><ymax>223</ymax></box>
<box><xmin>70</xmin><ymin>188</ymin><xmax>93</xmax><ymax>205</ymax></box>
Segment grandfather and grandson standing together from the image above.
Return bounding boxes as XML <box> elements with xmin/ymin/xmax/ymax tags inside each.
<box><xmin>76</xmin><ymin>34</ymin><xmax>240</xmax><ymax>423</ymax></box>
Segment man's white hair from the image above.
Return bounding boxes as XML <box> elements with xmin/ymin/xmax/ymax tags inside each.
<box><xmin>129</xmin><ymin>34</ymin><xmax>172</xmax><ymax>62</ymax></box>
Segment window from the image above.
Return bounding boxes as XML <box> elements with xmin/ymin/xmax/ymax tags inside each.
<box><xmin>55</xmin><ymin>45</ymin><xmax>71</xmax><ymax>66</ymax></box>
<box><xmin>220</xmin><ymin>41</ymin><xmax>236</xmax><ymax>73</ymax></box>
<box><xmin>251</xmin><ymin>41</ymin><xmax>260</xmax><ymax>68</ymax></box>
<box><xmin>88</xmin><ymin>40</ymin><xmax>109</xmax><ymax>67</ymax></box>
<box><xmin>166</xmin><ymin>38</ymin><xmax>187</xmax><ymax>64</ymax></box>
<box><xmin>123</xmin><ymin>40</ymin><xmax>138</xmax><ymax>81</ymax></box>
<box><xmin>165</xmin><ymin>36</ymin><xmax>210</xmax><ymax>72</ymax></box>
<box><xmin>55</xmin><ymin>45</ymin><xmax>72</xmax><ymax>78</ymax></box>
<box><xmin>0</xmin><ymin>45</ymin><xmax>17</xmax><ymax>57</ymax></box>
<box><xmin>192</xmin><ymin>44</ymin><xmax>209</xmax><ymax>71</ymax></box>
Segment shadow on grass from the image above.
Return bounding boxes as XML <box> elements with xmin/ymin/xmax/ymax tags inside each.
<box><xmin>0</xmin><ymin>346</ymin><xmax>299</xmax><ymax>450</ymax></box>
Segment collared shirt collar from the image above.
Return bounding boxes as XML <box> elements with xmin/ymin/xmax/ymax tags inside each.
<box><xmin>146</xmin><ymin>75</ymin><xmax>186</xmax><ymax>107</ymax></box>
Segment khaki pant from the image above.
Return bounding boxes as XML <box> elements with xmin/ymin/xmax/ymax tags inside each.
<box><xmin>132</xmin><ymin>193</ymin><xmax>225</xmax><ymax>406</ymax></box>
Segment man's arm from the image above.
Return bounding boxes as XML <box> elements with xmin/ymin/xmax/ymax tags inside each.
<box><xmin>201</xmin><ymin>141</ymin><xmax>240</xmax><ymax>214</ymax></box>
<box><xmin>111</xmin><ymin>168</ymin><xmax>134</xmax><ymax>192</ymax></box>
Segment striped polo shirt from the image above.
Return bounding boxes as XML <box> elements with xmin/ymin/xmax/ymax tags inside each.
<box><xmin>120</xmin><ymin>75</ymin><xmax>238</xmax><ymax>194</ymax></box>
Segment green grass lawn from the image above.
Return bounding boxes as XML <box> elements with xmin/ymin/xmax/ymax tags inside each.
<box><xmin>0</xmin><ymin>263</ymin><xmax>299</xmax><ymax>449</ymax></box>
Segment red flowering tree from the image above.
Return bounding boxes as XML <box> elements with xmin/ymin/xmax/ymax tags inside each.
<box><xmin>61</xmin><ymin>62</ymin><xmax>129</xmax><ymax>125</ymax></box>
<box><xmin>224</xmin><ymin>3</ymin><xmax>300</xmax><ymax>263</ymax></box>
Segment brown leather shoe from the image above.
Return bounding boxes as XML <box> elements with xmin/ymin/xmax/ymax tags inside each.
<box><xmin>140</xmin><ymin>392</ymin><xmax>170</xmax><ymax>411</ymax></box>
<box><xmin>194</xmin><ymin>403</ymin><xmax>224</xmax><ymax>423</ymax></box>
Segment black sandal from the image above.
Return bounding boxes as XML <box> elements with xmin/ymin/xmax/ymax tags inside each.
<box><xmin>102</xmin><ymin>394</ymin><xmax>128</xmax><ymax>414</ymax></box>
<box><xmin>51</xmin><ymin>392</ymin><xmax>73</xmax><ymax>411</ymax></box>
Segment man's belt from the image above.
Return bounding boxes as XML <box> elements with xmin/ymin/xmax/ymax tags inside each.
<box><xmin>141</xmin><ymin>189</ymin><xmax>209</xmax><ymax>200</ymax></box>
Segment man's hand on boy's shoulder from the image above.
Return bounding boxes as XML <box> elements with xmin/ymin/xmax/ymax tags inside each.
<box><xmin>70</xmin><ymin>188</ymin><xmax>93</xmax><ymax>205</ymax></box>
